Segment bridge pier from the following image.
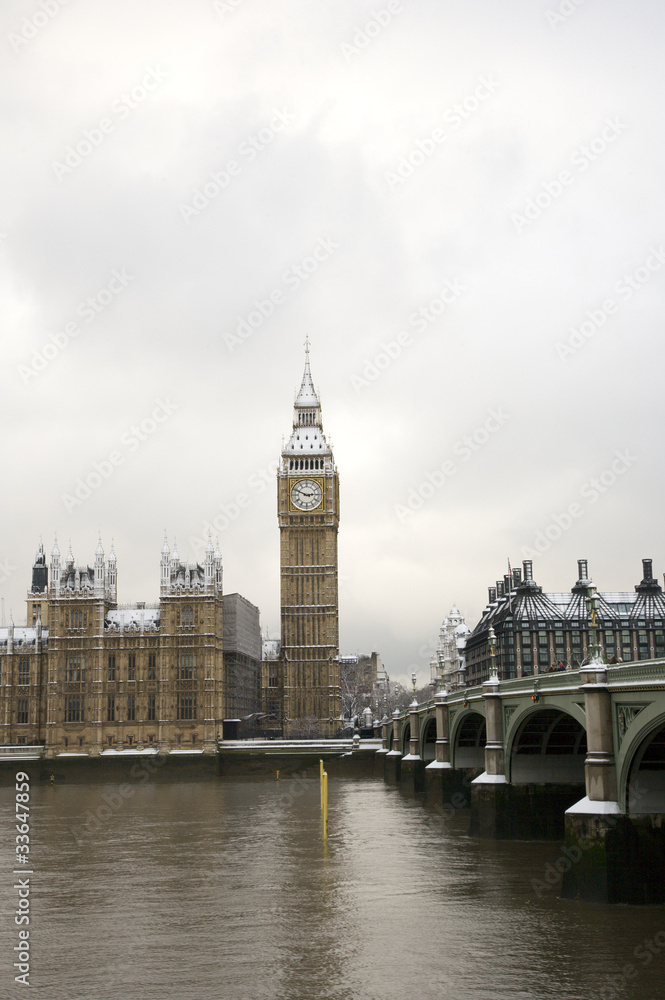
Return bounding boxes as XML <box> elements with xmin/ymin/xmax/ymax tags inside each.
<box><xmin>384</xmin><ymin>709</ymin><xmax>402</xmax><ymax>783</ymax></box>
<box><xmin>422</xmin><ymin>693</ymin><xmax>473</xmax><ymax>808</ymax></box>
<box><xmin>469</xmin><ymin>671</ymin><xmax>509</xmax><ymax>835</ymax></box>
<box><xmin>424</xmin><ymin>693</ymin><xmax>451</xmax><ymax>805</ymax></box>
<box><xmin>400</xmin><ymin>701</ymin><xmax>425</xmax><ymax>794</ymax></box>
<box><xmin>561</xmin><ymin>663</ymin><xmax>619</xmax><ymax>902</ymax></box>
<box><xmin>560</xmin><ymin>663</ymin><xmax>665</xmax><ymax>902</ymax></box>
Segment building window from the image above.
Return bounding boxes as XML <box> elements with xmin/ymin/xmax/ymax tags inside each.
<box><xmin>65</xmin><ymin>696</ymin><xmax>84</xmax><ymax>723</ymax></box>
<box><xmin>66</xmin><ymin>655</ymin><xmax>85</xmax><ymax>682</ymax></box>
<box><xmin>192</xmin><ymin>734</ymin><xmax>197</xmax><ymax>744</ymax></box>
<box><xmin>18</xmin><ymin>659</ymin><xmax>30</xmax><ymax>686</ymax></box>
<box><xmin>17</xmin><ymin>699</ymin><xmax>29</xmax><ymax>725</ymax></box>
<box><xmin>147</xmin><ymin>695</ymin><xmax>156</xmax><ymax>721</ymax></box>
<box><xmin>177</xmin><ymin>695</ymin><xmax>197</xmax><ymax>720</ymax></box>
<box><xmin>71</xmin><ymin>609</ymin><xmax>82</xmax><ymax>627</ymax></box>
<box><xmin>108</xmin><ymin>654</ymin><xmax>116</xmax><ymax>682</ymax></box>
<box><xmin>127</xmin><ymin>735</ymin><xmax>134</xmax><ymax>746</ymax></box>
<box><xmin>128</xmin><ymin>654</ymin><xmax>136</xmax><ymax>681</ymax></box>
<box><xmin>178</xmin><ymin>654</ymin><xmax>197</xmax><ymax>679</ymax></box>
<box><xmin>182</xmin><ymin>607</ymin><xmax>193</xmax><ymax>626</ymax></box>
<box><xmin>107</xmin><ymin>696</ymin><xmax>115</xmax><ymax>722</ymax></box>
<box><xmin>148</xmin><ymin>734</ymin><xmax>154</xmax><ymax>744</ymax></box>
<box><xmin>148</xmin><ymin>653</ymin><xmax>157</xmax><ymax>680</ymax></box>
<box><xmin>127</xmin><ymin>695</ymin><xmax>135</xmax><ymax>722</ymax></box>
<box><xmin>108</xmin><ymin>736</ymin><xmax>114</xmax><ymax>746</ymax></box>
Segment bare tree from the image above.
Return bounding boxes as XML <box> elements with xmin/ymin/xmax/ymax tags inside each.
<box><xmin>340</xmin><ymin>659</ymin><xmax>367</xmax><ymax>723</ymax></box>
<box><xmin>288</xmin><ymin>716</ymin><xmax>327</xmax><ymax>739</ymax></box>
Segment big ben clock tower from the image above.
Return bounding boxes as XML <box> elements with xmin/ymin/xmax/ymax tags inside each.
<box><xmin>278</xmin><ymin>339</ymin><xmax>341</xmax><ymax>736</ymax></box>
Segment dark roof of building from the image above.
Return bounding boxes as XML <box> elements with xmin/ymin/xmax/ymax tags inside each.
<box><xmin>468</xmin><ymin>558</ymin><xmax>665</xmax><ymax>644</ymax></box>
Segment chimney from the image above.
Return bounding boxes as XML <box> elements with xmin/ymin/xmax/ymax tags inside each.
<box><xmin>513</xmin><ymin>567</ymin><xmax>522</xmax><ymax>586</ymax></box>
<box><xmin>504</xmin><ymin>574</ymin><xmax>511</xmax><ymax>593</ymax></box>
<box><xmin>488</xmin><ymin>587</ymin><xmax>497</xmax><ymax>603</ymax></box>
<box><xmin>523</xmin><ymin>560</ymin><xmax>533</xmax><ymax>582</ymax></box>
<box><xmin>497</xmin><ymin>582</ymin><xmax>505</xmax><ymax>598</ymax></box>
<box><xmin>637</xmin><ymin>558</ymin><xmax>661</xmax><ymax>593</ymax></box>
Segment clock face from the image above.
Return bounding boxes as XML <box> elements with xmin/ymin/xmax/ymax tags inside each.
<box><xmin>291</xmin><ymin>478</ymin><xmax>323</xmax><ymax>511</ymax></box>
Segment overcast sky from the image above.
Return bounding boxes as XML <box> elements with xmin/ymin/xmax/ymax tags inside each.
<box><xmin>2</xmin><ymin>0</ymin><xmax>664</xmax><ymax>686</ymax></box>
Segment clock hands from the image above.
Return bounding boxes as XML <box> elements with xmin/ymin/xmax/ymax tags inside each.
<box><xmin>291</xmin><ymin>479</ymin><xmax>322</xmax><ymax>510</ymax></box>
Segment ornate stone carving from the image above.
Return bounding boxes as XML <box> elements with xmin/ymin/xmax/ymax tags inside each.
<box><xmin>616</xmin><ymin>703</ymin><xmax>649</xmax><ymax>745</ymax></box>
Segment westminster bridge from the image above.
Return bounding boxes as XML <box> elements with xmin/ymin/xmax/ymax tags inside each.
<box><xmin>379</xmin><ymin>658</ymin><xmax>665</xmax><ymax>903</ymax></box>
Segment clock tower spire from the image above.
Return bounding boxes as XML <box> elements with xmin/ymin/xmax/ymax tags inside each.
<box><xmin>278</xmin><ymin>342</ymin><xmax>341</xmax><ymax>736</ymax></box>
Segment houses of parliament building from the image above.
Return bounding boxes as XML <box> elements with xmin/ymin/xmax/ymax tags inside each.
<box><xmin>0</xmin><ymin>535</ymin><xmax>265</xmax><ymax>755</ymax></box>
<box><xmin>0</xmin><ymin>345</ymin><xmax>342</xmax><ymax>754</ymax></box>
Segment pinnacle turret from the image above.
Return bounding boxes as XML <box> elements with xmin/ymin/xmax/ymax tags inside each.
<box><xmin>284</xmin><ymin>341</ymin><xmax>332</xmax><ymax>461</ymax></box>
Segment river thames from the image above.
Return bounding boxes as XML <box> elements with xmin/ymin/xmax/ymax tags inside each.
<box><xmin>1</xmin><ymin>774</ymin><xmax>663</xmax><ymax>999</ymax></box>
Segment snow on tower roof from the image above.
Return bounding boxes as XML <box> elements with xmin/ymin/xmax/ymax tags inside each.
<box><xmin>284</xmin><ymin>427</ymin><xmax>331</xmax><ymax>455</ymax></box>
<box><xmin>285</xmin><ymin>340</ymin><xmax>333</xmax><ymax>457</ymax></box>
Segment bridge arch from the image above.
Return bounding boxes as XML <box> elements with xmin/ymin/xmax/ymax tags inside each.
<box><xmin>507</xmin><ymin>706</ymin><xmax>587</xmax><ymax>785</ymax></box>
<box><xmin>421</xmin><ymin>715</ymin><xmax>437</xmax><ymax>762</ymax></box>
<box><xmin>617</xmin><ymin>707</ymin><xmax>665</xmax><ymax>813</ymax></box>
<box><xmin>451</xmin><ymin>710</ymin><xmax>486</xmax><ymax>769</ymax></box>
<box><xmin>401</xmin><ymin>722</ymin><xmax>410</xmax><ymax>756</ymax></box>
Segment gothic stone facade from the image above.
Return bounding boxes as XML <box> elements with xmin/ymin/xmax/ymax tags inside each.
<box><xmin>0</xmin><ymin>536</ymin><xmax>233</xmax><ymax>755</ymax></box>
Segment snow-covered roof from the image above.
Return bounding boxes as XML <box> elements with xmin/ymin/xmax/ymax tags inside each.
<box><xmin>284</xmin><ymin>426</ymin><xmax>331</xmax><ymax>455</ymax></box>
<box><xmin>284</xmin><ymin>345</ymin><xmax>333</xmax><ymax>456</ymax></box>
<box><xmin>0</xmin><ymin>626</ymin><xmax>48</xmax><ymax>646</ymax></box>
<box><xmin>470</xmin><ymin>567</ymin><xmax>665</xmax><ymax>641</ymax></box>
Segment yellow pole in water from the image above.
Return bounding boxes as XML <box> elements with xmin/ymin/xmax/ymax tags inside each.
<box><xmin>320</xmin><ymin>758</ymin><xmax>324</xmax><ymax>810</ymax></box>
<box><xmin>276</xmin><ymin>769</ymin><xmax>280</xmax><ymax>781</ymax></box>
<box><xmin>323</xmin><ymin>771</ymin><xmax>328</xmax><ymax>839</ymax></box>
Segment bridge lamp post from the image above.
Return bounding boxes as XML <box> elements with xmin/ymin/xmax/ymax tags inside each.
<box><xmin>586</xmin><ymin>585</ymin><xmax>604</xmax><ymax>664</ymax></box>
<box><xmin>488</xmin><ymin>625</ymin><xmax>499</xmax><ymax>681</ymax></box>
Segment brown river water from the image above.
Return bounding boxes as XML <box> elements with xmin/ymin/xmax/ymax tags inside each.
<box><xmin>0</xmin><ymin>775</ymin><xmax>664</xmax><ymax>1000</ymax></box>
